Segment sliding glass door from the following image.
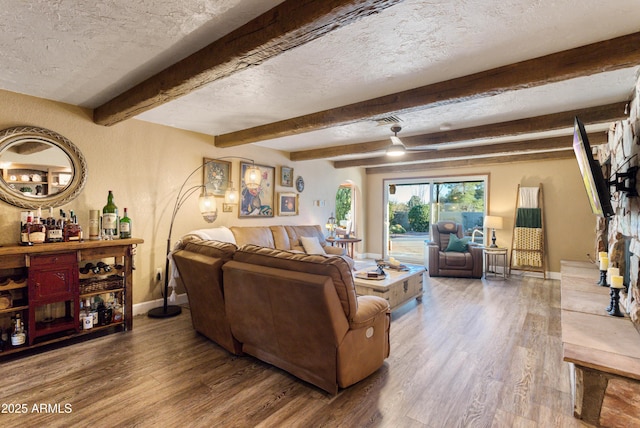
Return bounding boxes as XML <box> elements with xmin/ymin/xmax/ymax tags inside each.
<box><xmin>384</xmin><ymin>175</ymin><xmax>487</xmax><ymax>264</ymax></box>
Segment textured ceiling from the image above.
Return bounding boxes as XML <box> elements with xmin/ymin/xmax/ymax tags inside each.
<box><xmin>1</xmin><ymin>0</ymin><xmax>639</xmax><ymax>165</ymax></box>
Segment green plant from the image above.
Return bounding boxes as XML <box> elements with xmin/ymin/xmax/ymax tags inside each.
<box><xmin>408</xmin><ymin>204</ymin><xmax>430</xmax><ymax>232</ymax></box>
<box><xmin>335</xmin><ymin>186</ymin><xmax>351</xmax><ymax>222</ymax></box>
<box><xmin>389</xmin><ymin>224</ymin><xmax>406</xmax><ymax>234</ymax></box>
<box><xmin>19</xmin><ymin>186</ymin><xmax>33</xmax><ymax>193</ymax></box>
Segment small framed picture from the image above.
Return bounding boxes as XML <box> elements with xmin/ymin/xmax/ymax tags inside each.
<box><xmin>222</xmin><ymin>203</ymin><xmax>234</xmax><ymax>213</ymax></box>
<box><xmin>203</xmin><ymin>158</ymin><xmax>232</xmax><ymax>197</ymax></box>
<box><xmin>278</xmin><ymin>192</ymin><xmax>298</xmax><ymax>216</ymax></box>
<box><xmin>280</xmin><ymin>166</ymin><xmax>294</xmax><ymax>187</ymax></box>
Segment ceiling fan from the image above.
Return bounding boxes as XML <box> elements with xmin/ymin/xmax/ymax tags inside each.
<box><xmin>385</xmin><ymin>125</ymin><xmax>436</xmax><ymax>156</ymax></box>
<box><xmin>386</xmin><ymin>125</ymin><xmax>406</xmax><ymax>156</ymax></box>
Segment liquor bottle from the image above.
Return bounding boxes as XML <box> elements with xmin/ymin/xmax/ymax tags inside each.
<box><xmin>46</xmin><ymin>208</ymin><xmax>63</xmax><ymax>242</ymax></box>
<box><xmin>29</xmin><ymin>214</ymin><xmax>46</xmax><ymax>244</ymax></box>
<box><xmin>112</xmin><ymin>295</ymin><xmax>123</xmax><ymax>323</ymax></box>
<box><xmin>20</xmin><ymin>214</ymin><xmax>33</xmax><ymax>246</ymax></box>
<box><xmin>89</xmin><ymin>297</ymin><xmax>98</xmax><ymax>327</ymax></box>
<box><xmin>102</xmin><ymin>191</ymin><xmax>118</xmax><ymax>240</ymax></box>
<box><xmin>64</xmin><ymin>210</ymin><xmax>83</xmax><ymax>242</ymax></box>
<box><xmin>79</xmin><ymin>300</ymin><xmax>86</xmax><ymax>330</ymax></box>
<box><xmin>119</xmin><ymin>208</ymin><xmax>131</xmax><ymax>239</ymax></box>
<box><xmin>85</xmin><ymin>298</ymin><xmax>94</xmax><ymax>329</ymax></box>
<box><xmin>10</xmin><ymin>313</ymin><xmax>26</xmax><ymax>346</ymax></box>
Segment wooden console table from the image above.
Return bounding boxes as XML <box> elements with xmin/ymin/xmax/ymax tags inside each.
<box><xmin>560</xmin><ymin>260</ymin><xmax>640</xmax><ymax>427</ymax></box>
<box><xmin>0</xmin><ymin>238</ymin><xmax>143</xmax><ymax>357</ymax></box>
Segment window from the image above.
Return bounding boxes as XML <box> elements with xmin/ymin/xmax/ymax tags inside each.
<box><xmin>384</xmin><ymin>175</ymin><xmax>487</xmax><ymax>263</ymax></box>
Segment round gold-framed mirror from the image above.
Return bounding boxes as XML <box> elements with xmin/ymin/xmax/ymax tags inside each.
<box><xmin>0</xmin><ymin>126</ymin><xmax>87</xmax><ymax>209</ymax></box>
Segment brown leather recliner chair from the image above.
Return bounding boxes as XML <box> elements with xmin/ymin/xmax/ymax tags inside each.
<box><xmin>427</xmin><ymin>221</ymin><xmax>483</xmax><ymax>278</ymax></box>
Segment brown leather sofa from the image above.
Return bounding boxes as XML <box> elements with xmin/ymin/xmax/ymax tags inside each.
<box><xmin>171</xmin><ymin>227</ymin><xmax>389</xmax><ymax>394</ymax></box>
<box><xmin>172</xmin><ymin>237</ymin><xmax>242</xmax><ymax>355</ymax></box>
<box><xmin>427</xmin><ymin>221</ymin><xmax>483</xmax><ymax>278</ymax></box>
<box><xmin>223</xmin><ymin>245</ymin><xmax>390</xmax><ymax>394</ymax></box>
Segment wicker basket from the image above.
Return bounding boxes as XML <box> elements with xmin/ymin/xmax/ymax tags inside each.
<box><xmin>80</xmin><ymin>275</ymin><xmax>124</xmax><ymax>293</ymax></box>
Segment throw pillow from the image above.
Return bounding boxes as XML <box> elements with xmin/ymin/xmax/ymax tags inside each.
<box><xmin>300</xmin><ymin>236</ymin><xmax>326</xmax><ymax>255</ymax></box>
<box><xmin>445</xmin><ymin>233</ymin><xmax>469</xmax><ymax>252</ymax></box>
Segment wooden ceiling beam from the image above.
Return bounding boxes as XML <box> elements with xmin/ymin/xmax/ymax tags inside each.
<box><xmin>365</xmin><ymin>150</ymin><xmax>576</xmax><ymax>174</ymax></box>
<box><xmin>402</xmin><ymin>102</ymin><xmax>626</xmax><ymax>148</ymax></box>
<box><xmin>334</xmin><ymin>132</ymin><xmax>606</xmax><ymax>168</ymax></box>
<box><xmin>93</xmin><ymin>0</ymin><xmax>404</xmax><ymax>126</ymax></box>
<box><xmin>290</xmin><ymin>103</ymin><xmax>625</xmax><ymax>160</ymax></box>
<box><xmin>216</xmin><ymin>31</ymin><xmax>640</xmax><ymax>147</ymax></box>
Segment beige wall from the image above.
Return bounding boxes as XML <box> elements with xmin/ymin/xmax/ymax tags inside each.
<box><xmin>365</xmin><ymin>158</ymin><xmax>598</xmax><ymax>274</ymax></box>
<box><xmin>0</xmin><ymin>90</ymin><xmax>364</xmax><ymax>304</ymax></box>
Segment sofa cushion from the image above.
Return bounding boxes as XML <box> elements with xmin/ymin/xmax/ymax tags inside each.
<box><xmin>269</xmin><ymin>225</ymin><xmax>291</xmax><ymax>250</ymax></box>
<box><xmin>445</xmin><ymin>233</ymin><xmax>469</xmax><ymax>252</ymax></box>
<box><xmin>233</xmin><ymin>244</ymin><xmax>358</xmax><ymax>320</ymax></box>
<box><xmin>300</xmin><ymin>236</ymin><xmax>326</xmax><ymax>255</ymax></box>
<box><xmin>230</xmin><ymin>226</ymin><xmax>275</xmax><ymax>248</ymax></box>
<box><xmin>284</xmin><ymin>225</ymin><xmax>326</xmax><ymax>252</ymax></box>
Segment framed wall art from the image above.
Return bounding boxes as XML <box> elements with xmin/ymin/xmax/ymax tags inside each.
<box><xmin>280</xmin><ymin>166</ymin><xmax>294</xmax><ymax>187</ymax></box>
<box><xmin>239</xmin><ymin>162</ymin><xmax>274</xmax><ymax>217</ymax></box>
<box><xmin>277</xmin><ymin>192</ymin><xmax>298</xmax><ymax>216</ymax></box>
<box><xmin>203</xmin><ymin>158</ymin><xmax>232</xmax><ymax>197</ymax></box>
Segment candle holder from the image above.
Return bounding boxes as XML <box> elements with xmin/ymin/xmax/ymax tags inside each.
<box><xmin>607</xmin><ymin>288</ymin><xmax>624</xmax><ymax>317</ymax></box>
<box><xmin>597</xmin><ymin>270</ymin><xmax>607</xmax><ymax>287</ymax></box>
<box><xmin>605</xmin><ymin>287</ymin><xmax>615</xmax><ymax>313</ymax></box>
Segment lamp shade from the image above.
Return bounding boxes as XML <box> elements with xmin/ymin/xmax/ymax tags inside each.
<box><xmin>224</xmin><ymin>181</ymin><xmax>238</xmax><ymax>204</ymax></box>
<box><xmin>198</xmin><ymin>190</ymin><xmax>218</xmax><ymax>223</ymax></box>
<box><xmin>484</xmin><ymin>215</ymin><xmax>503</xmax><ymax>230</ymax></box>
<box><xmin>244</xmin><ymin>165</ymin><xmax>262</xmax><ymax>190</ymax></box>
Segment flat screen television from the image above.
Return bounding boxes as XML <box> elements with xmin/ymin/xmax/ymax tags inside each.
<box><xmin>572</xmin><ymin>117</ymin><xmax>614</xmax><ymax>217</ymax></box>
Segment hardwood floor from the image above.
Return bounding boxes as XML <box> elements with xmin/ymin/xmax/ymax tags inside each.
<box><xmin>0</xmin><ymin>273</ymin><xmax>590</xmax><ymax>427</ymax></box>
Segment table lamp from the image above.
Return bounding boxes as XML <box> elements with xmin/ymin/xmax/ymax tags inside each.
<box><xmin>484</xmin><ymin>215</ymin><xmax>503</xmax><ymax>248</ymax></box>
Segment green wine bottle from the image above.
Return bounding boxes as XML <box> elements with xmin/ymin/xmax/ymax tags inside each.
<box><xmin>119</xmin><ymin>207</ymin><xmax>131</xmax><ymax>239</ymax></box>
<box><xmin>102</xmin><ymin>190</ymin><xmax>118</xmax><ymax>239</ymax></box>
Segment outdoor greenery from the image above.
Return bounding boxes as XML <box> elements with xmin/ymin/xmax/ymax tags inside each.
<box><xmin>335</xmin><ymin>186</ymin><xmax>351</xmax><ymax>222</ymax></box>
<box><xmin>389</xmin><ymin>195</ymin><xmax>431</xmax><ymax>233</ymax></box>
<box><xmin>389</xmin><ymin>181</ymin><xmax>484</xmax><ymax>234</ymax></box>
<box><xmin>436</xmin><ymin>182</ymin><xmax>484</xmax><ymax>212</ymax></box>
<box><xmin>389</xmin><ymin>224</ymin><xmax>406</xmax><ymax>234</ymax></box>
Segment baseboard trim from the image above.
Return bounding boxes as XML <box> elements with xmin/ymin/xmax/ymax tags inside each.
<box><xmin>133</xmin><ymin>293</ymin><xmax>189</xmax><ymax>317</ymax></box>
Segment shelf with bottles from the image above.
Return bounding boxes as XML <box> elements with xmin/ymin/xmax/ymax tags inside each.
<box><xmin>78</xmin><ymin>291</ymin><xmax>124</xmax><ymax>333</ymax></box>
<box><xmin>0</xmin><ymin>239</ymin><xmax>142</xmax><ymax>357</ymax></box>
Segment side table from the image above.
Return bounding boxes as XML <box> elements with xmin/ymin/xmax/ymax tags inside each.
<box><xmin>484</xmin><ymin>247</ymin><xmax>509</xmax><ymax>279</ymax></box>
<box><xmin>326</xmin><ymin>237</ymin><xmax>361</xmax><ymax>258</ymax></box>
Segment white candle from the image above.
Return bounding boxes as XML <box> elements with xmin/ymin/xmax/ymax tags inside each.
<box><xmin>611</xmin><ymin>275</ymin><xmax>624</xmax><ymax>289</ymax></box>
<box><xmin>599</xmin><ymin>257</ymin><xmax>609</xmax><ymax>270</ymax></box>
<box><xmin>599</xmin><ymin>251</ymin><xmax>608</xmax><ymax>261</ymax></box>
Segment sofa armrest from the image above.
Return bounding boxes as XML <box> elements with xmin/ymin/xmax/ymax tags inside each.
<box><xmin>427</xmin><ymin>242</ymin><xmax>440</xmax><ymax>275</ymax></box>
<box><xmin>350</xmin><ymin>295</ymin><xmax>390</xmax><ymax>329</ymax></box>
<box><xmin>324</xmin><ymin>245</ymin><xmax>346</xmax><ymax>256</ymax></box>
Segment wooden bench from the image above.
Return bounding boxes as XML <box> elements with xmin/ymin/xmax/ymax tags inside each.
<box><xmin>560</xmin><ymin>260</ymin><xmax>640</xmax><ymax>427</ymax></box>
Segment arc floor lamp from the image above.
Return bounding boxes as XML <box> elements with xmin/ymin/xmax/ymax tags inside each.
<box><xmin>148</xmin><ymin>157</ymin><xmax>261</xmax><ymax>318</ymax></box>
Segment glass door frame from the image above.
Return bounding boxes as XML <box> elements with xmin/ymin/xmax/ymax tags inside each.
<box><xmin>382</xmin><ymin>174</ymin><xmax>489</xmax><ymax>262</ymax></box>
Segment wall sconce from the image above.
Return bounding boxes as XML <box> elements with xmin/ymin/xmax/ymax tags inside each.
<box><xmin>610</xmin><ymin>166</ymin><xmax>638</xmax><ymax>196</ymax></box>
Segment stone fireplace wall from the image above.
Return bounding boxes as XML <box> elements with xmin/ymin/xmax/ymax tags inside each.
<box><xmin>602</xmin><ymin>74</ymin><xmax>640</xmax><ymax>328</ymax></box>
